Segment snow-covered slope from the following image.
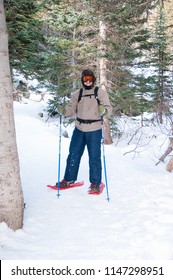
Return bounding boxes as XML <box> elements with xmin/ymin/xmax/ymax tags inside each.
<box><xmin>1</xmin><ymin>94</ymin><xmax>173</xmax><ymax>260</ymax></box>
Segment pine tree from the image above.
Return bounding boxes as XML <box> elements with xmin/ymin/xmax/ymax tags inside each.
<box><xmin>4</xmin><ymin>0</ymin><xmax>46</xmax><ymax>79</ymax></box>
<box><xmin>149</xmin><ymin>0</ymin><xmax>173</xmax><ymax>123</ymax></box>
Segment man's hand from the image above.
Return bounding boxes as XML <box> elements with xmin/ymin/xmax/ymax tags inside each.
<box><xmin>98</xmin><ymin>104</ymin><xmax>106</xmax><ymax>116</ymax></box>
<box><xmin>57</xmin><ymin>104</ymin><xmax>64</xmax><ymax>115</ymax></box>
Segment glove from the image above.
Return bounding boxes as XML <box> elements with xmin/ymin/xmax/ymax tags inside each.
<box><xmin>56</xmin><ymin>104</ymin><xmax>64</xmax><ymax>115</ymax></box>
<box><xmin>98</xmin><ymin>104</ymin><xmax>106</xmax><ymax>116</ymax></box>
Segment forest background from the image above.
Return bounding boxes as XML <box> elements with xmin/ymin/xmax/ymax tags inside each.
<box><xmin>5</xmin><ymin>0</ymin><xmax>173</xmax><ymax>126</ymax></box>
<box><xmin>1</xmin><ymin>0</ymin><xmax>173</xmax><ymax>231</ymax></box>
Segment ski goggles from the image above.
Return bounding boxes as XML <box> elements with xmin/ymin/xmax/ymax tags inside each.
<box><xmin>83</xmin><ymin>75</ymin><xmax>93</xmax><ymax>82</ymax></box>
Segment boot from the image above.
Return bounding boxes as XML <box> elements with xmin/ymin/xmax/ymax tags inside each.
<box><xmin>90</xmin><ymin>183</ymin><xmax>100</xmax><ymax>193</ymax></box>
<box><xmin>58</xmin><ymin>179</ymin><xmax>74</xmax><ymax>188</ymax></box>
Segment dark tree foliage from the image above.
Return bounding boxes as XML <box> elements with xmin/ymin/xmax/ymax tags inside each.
<box><xmin>5</xmin><ymin>0</ymin><xmax>172</xmax><ymax>123</ymax></box>
<box><xmin>4</xmin><ymin>0</ymin><xmax>46</xmax><ymax>79</ymax></box>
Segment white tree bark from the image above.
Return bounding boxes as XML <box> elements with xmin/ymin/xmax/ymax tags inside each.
<box><xmin>99</xmin><ymin>21</ymin><xmax>113</xmax><ymax>144</ymax></box>
<box><xmin>99</xmin><ymin>20</ymin><xmax>107</xmax><ymax>91</ymax></box>
<box><xmin>0</xmin><ymin>0</ymin><xmax>24</xmax><ymax>230</ymax></box>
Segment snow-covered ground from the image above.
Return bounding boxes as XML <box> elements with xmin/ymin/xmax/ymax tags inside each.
<box><xmin>1</xmin><ymin>93</ymin><xmax>173</xmax><ymax>261</ymax></box>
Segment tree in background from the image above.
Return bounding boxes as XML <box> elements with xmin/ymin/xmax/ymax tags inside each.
<box><xmin>149</xmin><ymin>0</ymin><xmax>173</xmax><ymax>124</ymax></box>
<box><xmin>0</xmin><ymin>0</ymin><xmax>24</xmax><ymax>230</ymax></box>
<box><xmin>4</xmin><ymin>0</ymin><xmax>47</xmax><ymax>81</ymax></box>
<box><xmin>6</xmin><ymin>0</ymin><xmax>173</xmax><ymax>126</ymax></box>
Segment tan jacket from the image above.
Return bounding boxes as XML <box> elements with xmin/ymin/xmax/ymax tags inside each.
<box><xmin>65</xmin><ymin>86</ymin><xmax>112</xmax><ymax>132</ymax></box>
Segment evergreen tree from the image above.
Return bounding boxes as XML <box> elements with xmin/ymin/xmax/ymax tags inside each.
<box><xmin>38</xmin><ymin>1</ymin><xmax>100</xmax><ymax>98</ymax></box>
<box><xmin>98</xmin><ymin>1</ymin><xmax>157</xmax><ymax>116</ymax></box>
<box><xmin>5</xmin><ymin>0</ymin><xmax>167</xmax><ymax>123</ymax></box>
<box><xmin>4</xmin><ymin>0</ymin><xmax>46</xmax><ymax>79</ymax></box>
<box><xmin>149</xmin><ymin>0</ymin><xmax>173</xmax><ymax>123</ymax></box>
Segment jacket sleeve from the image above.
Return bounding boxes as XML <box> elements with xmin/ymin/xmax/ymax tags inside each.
<box><xmin>64</xmin><ymin>90</ymin><xmax>78</xmax><ymax>117</ymax></box>
<box><xmin>98</xmin><ymin>88</ymin><xmax>112</xmax><ymax>119</ymax></box>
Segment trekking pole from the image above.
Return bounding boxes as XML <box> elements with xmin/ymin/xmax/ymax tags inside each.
<box><xmin>57</xmin><ymin>114</ymin><xmax>62</xmax><ymax>198</ymax></box>
<box><xmin>101</xmin><ymin>117</ymin><xmax>110</xmax><ymax>202</ymax></box>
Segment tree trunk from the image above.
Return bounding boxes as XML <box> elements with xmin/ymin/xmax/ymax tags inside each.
<box><xmin>99</xmin><ymin>21</ymin><xmax>107</xmax><ymax>92</ymax></box>
<box><xmin>99</xmin><ymin>21</ymin><xmax>112</xmax><ymax>144</ymax></box>
<box><xmin>72</xmin><ymin>28</ymin><xmax>77</xmax><ymax>90</ymax></box>
<box><xmin>0</xmin><ymin>1</ymin><xmax>24</xmax><ymax>230</ymax></box>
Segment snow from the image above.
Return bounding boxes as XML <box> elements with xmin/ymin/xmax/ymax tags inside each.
<box><xmin>1</xmin><ymin>93</ymin><xmax>173</xmax><ymax>261</ymax></box>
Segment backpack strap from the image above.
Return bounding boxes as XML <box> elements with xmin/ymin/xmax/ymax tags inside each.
<box><xmin>78</xmin><ymin>86</ymin><xmax>100</xmax><ymax>104</ymax></box>
<box><xmin>78</xmin><ymin>88</ymin><xmax>83</xmax><ymax>103</ymax></box>
<box><xmin>94</xmin><ymin>86</ymin><xmax>100</xmax><ymax>105</ymax></box>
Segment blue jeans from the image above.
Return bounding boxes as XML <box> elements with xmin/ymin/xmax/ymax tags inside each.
<box><xmin>64</xmin><ymin>127</ymin><xmax>102</xmax><ymax>184</ymax></box>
